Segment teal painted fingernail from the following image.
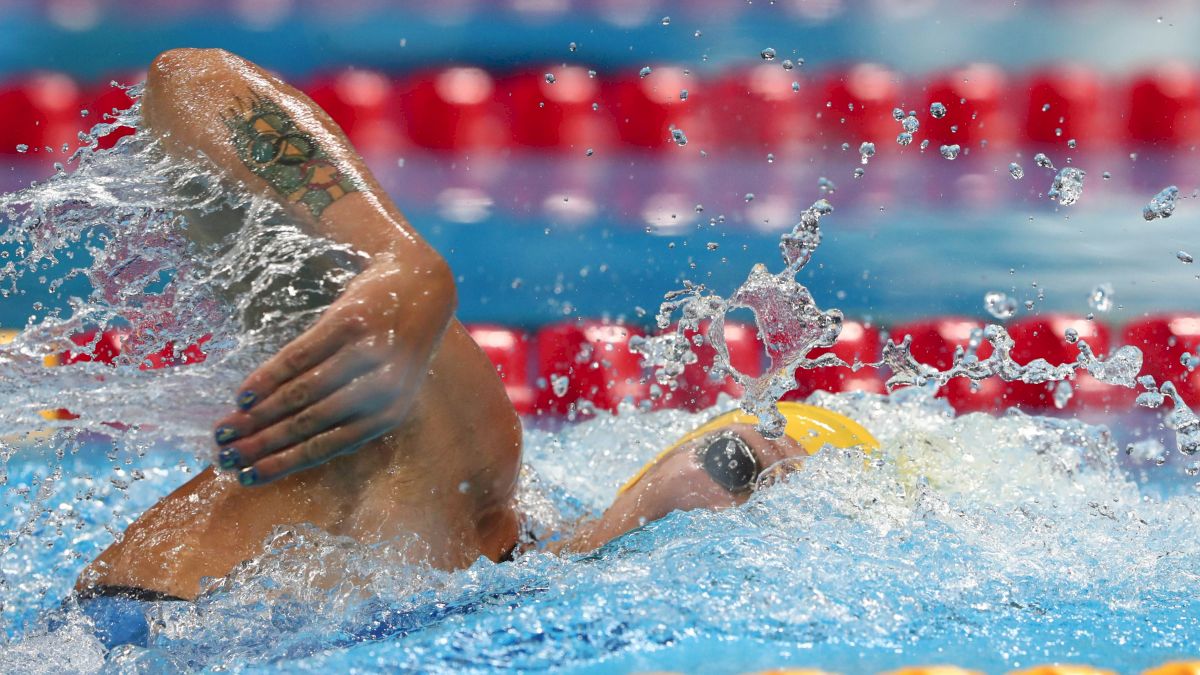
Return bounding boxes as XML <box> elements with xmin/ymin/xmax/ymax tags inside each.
<box><xmin>238</xmin><ymin>467</ymin><xmax>258</xmax><ymax>486</ymax></box>
<box><xmin>214</xmin><ymin>426</ymin><xmax>238</xmax><ymax>444</ymax></box>
<box><xmin>236</xmin><ymin>391</ymin><xmax>257</xmax><ymax>411</ymax></box>
<box><xmin>217</xmin><ymin>447</ymin><xmax>240</xmax><ymax>470</ymax></box>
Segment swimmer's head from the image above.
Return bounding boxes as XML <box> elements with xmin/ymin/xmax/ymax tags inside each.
<box><xmin>571</xmin><ymin>403</ymin><xmax>879</xmax><ymax>550</ymax></box>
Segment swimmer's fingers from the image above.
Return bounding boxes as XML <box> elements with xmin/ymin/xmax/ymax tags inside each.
<box><xmin>216</xmin><ymin>367</ymin><xmax>401</xmax><ymax>471</ymax></box>
<box><xmin>237</xmin><ymin>415</ymin><xmax>387</xmax><ymax>485</ymax></box>
<box><xmin>213</xmin><ymin>348</ymin><xmax>375</xmax><ymax>443</ymax></box>
<box><xmin>233</xmin><ymin>310</ymin><xmax>357</xmax><ymax>411</ymax></box>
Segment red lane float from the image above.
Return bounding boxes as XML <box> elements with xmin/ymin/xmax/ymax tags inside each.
<box><xmin>305</xmin><ymin>69</ymin><xmax>406</xmax><ymax>153</ymax></box>
<box><xmin>466</xmin><ymin>324</ymin><xmax>536</xmax><ymax>415</ymax></box>
<box><xmin>1127</xmin><ymin>62</ymin><xmax>1200</xmax><ymax>147</ymax></box>
<box><xmin>394</xmin><ymin>68</ymin><xmax>507</xmax><ymax>151</ymax></box>
<box><xmin>500</xmin><ymin>66</ymin><xmax>613</xmax><ymax>152</ymax></box>
<box><xmin>534</xmin><ymin>320</ymin><xmax>647</xmax><ymax>414</ymax></box>
<box><xmin>785</xmin><ymin>320</ymin><xmax>885</xmax><ymax>401</ymax></box>
<box><xmin>1002</xmin><ymin>315</ymin><xmax>1113</xmax><ymax>412</ymax></box>
<box><xmin>815</xmin><ymin>63</ymin><xmax>901</xmax><ymax>145</ymax></box>
<box><xmin>603</xmin><ymin>65</ymin><xmax>710</xmax><ymax>150</ymax></box>
<box><xmin>1022</xmin><ymin>66</ymin><xmax>1108</xmax><ymax>147</ymax></box>
<box><xmin>708</xmin><ymin>65</ymin><xmax>816</xmax><ymax>153</ymax></box>
<box><xmin>890</xmin><ymin>318</ymin><xmax>1005</xmax><ymax>412</ymax></box>
<box><xmin>919</xmin><ymin>63</ymin><xmax>1012</xmax><ymax>150</ymax></box>
<box><xmin>0</xmin><ymin>72</ymin><xmax>82</xmax><ymax>156</ymax></box>
<box><xmin>1122</xmin><ymin>315</ymin><xmax>1200</xmax><ymax>400</ymax></box>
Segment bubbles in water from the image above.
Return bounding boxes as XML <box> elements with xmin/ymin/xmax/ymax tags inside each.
<box><xmin>760</xmin><ymin>47</ymin><xmax>776</xmax><ymax>61</ymax></box>
<box><xmin>939</xmin><ymin>144</ymin><xmax>961</xmax><ymax>160</ymax></box>
<box><xmin>1179</xmin><ymin>250</ymin><xmax>1195</xmax><ymax>264</ymax></box>
<box><xmin>1034</xmin><ymin>153</ymin><xmax>1054</xmax><ymax>169</ymax></box>
<box><xmin>1088</xmin><ymin>283</ymin><xmax>1115</xmax><ymax>313</ymax></box>
<box><xmin>544</xmin><ymin>73</ymin><xmax>556</xmax><ymax>84</ymax></box>
<box><xmin>1048</xmin><ymin>167</ymin><xmax>1086</xmax><ymax>206</ymax></box>
<box><xmin>858</xmin><ymin>142</ymin><xmax>876</xmax><ymax>164</ymax></box>
<box><xmin>984</xmin><ymin>291</ymin><xmax>1017</xmax><ymax>320</ymax></box>
<box><xmin>671</xmin><ymin>128</ymin><xmax>688</xmax><ymax>146</ymax></box>
<box><xmin>929</xmin><ymin>102</ymin><xmax>947</xmax><ymax>118</ymax></box>
<box><xmin>1143</xmin><ymin>185</ymin><xmax>1180</xmax><ymax>221</ymax></box>
<box><xmin>639</xmin><ymin>66</ymin><xmax>652</xmax><ymax>78</ymax></box>
<box><xmin>1009</xmin><ymin>163</ymin><xmax>1024</xmax><ymax>180</ymax></box>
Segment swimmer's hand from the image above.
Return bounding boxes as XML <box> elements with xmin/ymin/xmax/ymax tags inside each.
<box><xmin>211</xmin><ymin>257</ymin><xmax>454</xmax><ymax>484</ymax></box>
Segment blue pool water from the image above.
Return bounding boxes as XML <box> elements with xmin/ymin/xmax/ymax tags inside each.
<box><xmin>2</xmin><ymin>393</ymin><xmax>1199</xmax><ymax>673</ymax></box>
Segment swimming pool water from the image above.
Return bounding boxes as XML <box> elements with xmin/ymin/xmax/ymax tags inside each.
<box><xmin>2</xmin><ymin>392</ymin><xmax>1199</xmax><ymax>673</ymax></box>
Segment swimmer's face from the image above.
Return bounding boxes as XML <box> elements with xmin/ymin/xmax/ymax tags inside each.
<box><xmin>594</xmin><ymin>423</ymin><xmax>809</xmax><ymax>539</ymax></box>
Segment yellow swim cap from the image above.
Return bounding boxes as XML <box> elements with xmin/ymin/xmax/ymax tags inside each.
<box><xmin>617</xmin><ymin>401</ymin><xmax>879</xmax><ymax>495</ymax></box>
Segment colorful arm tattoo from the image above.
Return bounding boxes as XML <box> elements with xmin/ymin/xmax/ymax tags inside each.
<box><xmin>223</xmin><ymin>95</ymin><xmax>358</xmax><ymax>218</ymax></box>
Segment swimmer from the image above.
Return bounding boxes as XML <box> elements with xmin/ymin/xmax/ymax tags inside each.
<box><xmin>75</xmin><ymin>49</ymin><xmax>877</xmax><ymax>607</ymax></box>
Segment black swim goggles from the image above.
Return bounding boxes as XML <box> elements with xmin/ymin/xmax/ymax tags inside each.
<box><xmin>698</xmin><ymin>431</ymin><xmax>760</xmax><ymax>494</ymax></box>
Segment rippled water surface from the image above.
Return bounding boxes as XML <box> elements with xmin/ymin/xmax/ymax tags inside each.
<box><xmin>1</xmin><ymin>98</ymin><xmax>1199</xmax><ymax>674</ymax></box>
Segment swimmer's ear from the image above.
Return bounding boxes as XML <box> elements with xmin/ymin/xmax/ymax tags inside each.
<box><xmin>700</xmin><ymin>434</ymin><xmax>759</xmax><ymax>493</ymax></box>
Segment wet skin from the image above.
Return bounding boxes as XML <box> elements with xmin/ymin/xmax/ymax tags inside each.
<box><xmin>77</xmin><ymin>49</ymin><xmax>810</xmax><ymax>601</ymax></box>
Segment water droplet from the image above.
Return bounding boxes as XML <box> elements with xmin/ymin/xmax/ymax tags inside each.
<box><xmin>661</xmin><ymin>16</ymin><xmax>671</xmax><ymax>26</ymax></box>
<box><xmin>569</xmin><ymin>42</ymin><xmax>578</xmax><ymax>52</ymax></box>
<box><xmin>930</xmin><ymin>102</ymin><xmax>947</xmax><ymax>118</ymax></box>
<box><xmin>766</xmin><ymin>153</ymin><xmax>775</xmax><ymax>163</ymax></box>
<box><xmin>818</xmin><ymin>177</ymin><xmax>836</xmax><ymax>194</ymax></box>
<box><xmin>859</xmin><ymin>141</ymin><xmax>876</xmax><ymax>164</ymax></box>
<box><xmin>984</xmin><ymin>291</ymin><xmax>1017</xmax><ymax>320</ymax></box>
<box><xmin>782</xmin><ymin>59</ymin><xmax>794</xmax><ymax>71</ymax></box>
<box><xmin>706</xmin><ymin>242</ymin><xmax>719</xmax><ymax>251</ymax></box>
<box><xmin>902</xmin><ymin>115</ymin><xmax>919</xmax><ymax>133</ymax></box>
<box><xmin>671</xmin><ymin>128</ymin><xmax>688</xmax><ymax>146</ymax></box>
<box><xmin>1009</xmin><ymin>162</ymin><xmax>1024</xmax><ymax>180</ymax></box>
<box><xmin>79</xmin><ymin>108</ymin><xmax>88</xmax><ymax>118</ymax></box>
<box><xmin>896</xmin><ymin>132</ymin><xmax>913</xmax><ymax>146</ymax></box>
<box><xmin>792</xmin><ymin>81</ymin><xmax>800</xmax><ymax>92</ymax></box>
<box><xmin>15</xmin><ymin>144</ymin><xmax>27</xmax><ymax>153</ymax></box>
<box><xmin>852</xmin><ymin>167</ymin><xmax>865</xmax><ymax>179</ymax></box>
<box><xmin>1102</xmin><ymin>171</ymin><xmax>1112</xmax><ymax>180</ymax></box>
<box><xmin>892</xmin><ymin>108</ymin><xmax>905</xmax><ymax>121</ymax></box>
<box><xmin>585</xmin><ymin>148</ymin><xmax>594</xmax><ymax>157</ymax></box>
<box><xmin>694</xmin><ymin>30</ymin><xmax>702</xmax><ymax>38</ymax></box>
<box><xmin>1064</xmin><ymin>327</ymin><xmax>1079</xmax><ymax>343</ymax></box>
<box><xmin>551</xmin><ymin>374</ymin><xmax>570</xmax><ymax>397</ymax></box>
<box><xmin>1034</xmin><ymin>152</ymin><xmax>1054</xmax><ymax>169</ymax></box>
<box><xmin>1068</xmin><ymin>138</ymin><xmax>1077</xmax><ymax>149</ymax></box>
<box><xmin>1178</xmin><ymin>250</ymin><xmax>1194</xmax><ymax>264</ymax></box>
<box><xmin>695</xmin><ymin>204</ymin><xmax>704</xmax><ymax>212</ymax></box>
<box><xmin>840</xmin><ymin>142</ymin><xmax>850</xmax><ymax>151</ymax></box>
<box><xmin>639</xmin><ymin>66</ymin><xmax>652</xmax><ymax>78</ymax></box>
<box><xmin>1049</xmin><ymin>167</ymin><xmax>1086</xmax><ymax>206</ymax></box>
<box><xmin>1144</xmin><ymin>185</ymin><xmax>1180</xmax><ymax>221</ymax></box>
<box><xmin>939</xmin><ymin>144</ymin><xmax>961</xmax><ymax>160</ymax></box>
<box><xmin>1053</xmin><ymin>381</ymin><xmax>1074</xmax><ymax>409</ymax></box>
<box><xmin>592</xmin><ymin>102</ymin><xmax>599</xmax><ymax>111</ymax></box>
<box><xmin>761</xmin><ymin>47</ymin><xmax>777</xmax><ymax>61</ymax></box>
<box><xmin>679</xmin><ymin>89</ymin><xmax>688</xmax><ymax>101</ymax></box>
<box><xmin>1088</xmin><ymin>282</ymin><xmax>1115</xmax><ymax>313</ymax></box>
<box><xmin>587</xmin><ymin>69</ymin><xmax>597</xmax><ymax>79</ymax></box>
<box><xmin>1042</xmin><ymin>103</ymin><xmax>1051</xmax><ymax>112</ymax></box>
<box><xmin>919</xmin><ymin>139</ymin><xmax>930</xmax><ymax>150</ymax></box>
<box><xmin>544</xmin><ymin>73</ymin><xmax>556</xmax><ymax>84</ymax></box>
<box><xmin>744</xmin><ymin>192</ymin><xmax>755</xmax><ymax>202</ymax></box>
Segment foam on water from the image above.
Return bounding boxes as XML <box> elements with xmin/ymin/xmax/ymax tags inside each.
<box><xmin>1</xmin><ymin>88</ymin><xmax>1200</xmax><ymax>674</ymax></box>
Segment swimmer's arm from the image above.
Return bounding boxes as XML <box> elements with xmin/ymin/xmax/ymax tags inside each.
<box><xmin>142</xmin><ymin>48</ymin><xmax>457</xmax><ymax>484</ymax></box>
